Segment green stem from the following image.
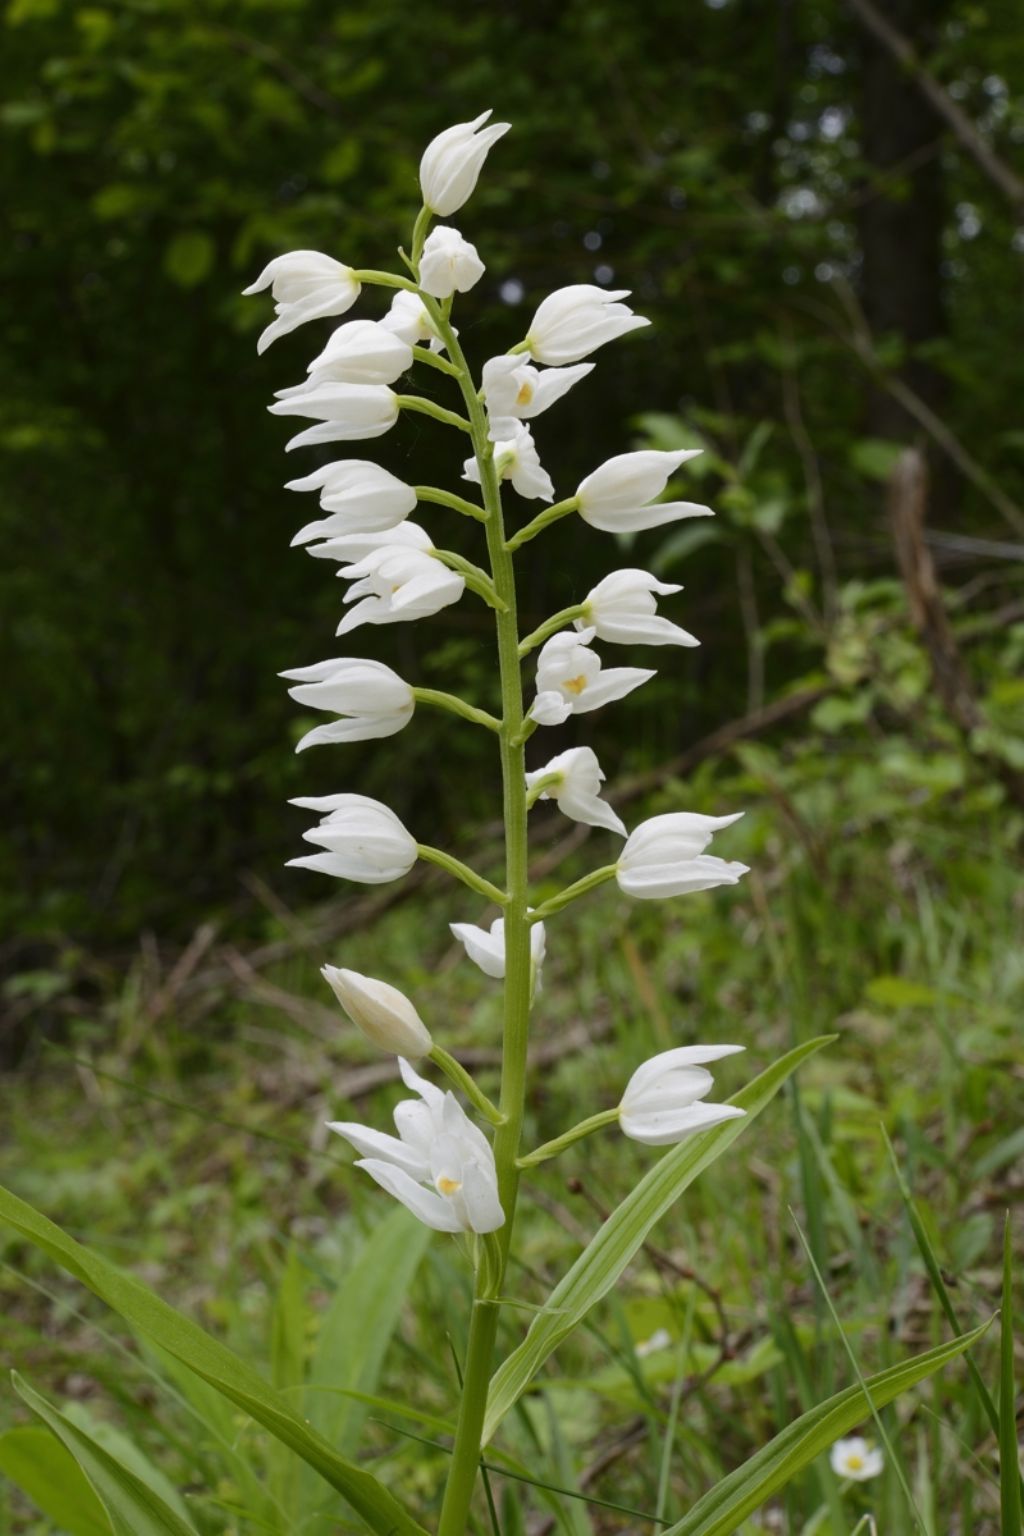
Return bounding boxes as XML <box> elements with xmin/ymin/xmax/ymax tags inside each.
<box><xmin>410</xmin><ymin>205</ymin><xmax>433</xmax><ymax>268</ymax></box>
<box><xmin>505</xmin><ymin>497</ymin><xmax>580</xmax><ymax>552</ymax></box>
<box><xmin>396</xmin><ymin>395</ymin><xmax>473</xmax><ymax>434</ymax></box>
<box><xmin>352</xmin><ymin>268</ymin><xmax>419</xmax><ymax>292</ymax></box>
<box><xmin>412</xmin><ymin>345</ymin><xmax>463</xmax><ymax>379</ymax></box>
<box><xmin>517</xmin><ymin>1108</ymin><xmax>620</xmax><ymax>1168</ymax></box>
<box><xmin>415</xmin><ymin>485</ymin><xmax>489</xmax><ymax>522</ymax></box>
<box><xmin>430</xmin><ymin>1046</ymin><xmax>505</xmax><ymax>1127</ymax></box>
<box><xmin>433</xmin><ymin>550</ymin><xmax>508</xmax><ymax>612</ymax></box>
<box><xmin>517</xmin><ymin>604</ymin><xmax>587</xmax><ymax>658</ymax></box>
<box><xmin>525</xmin><ymin>773</ymin><xmax>561</xmax><ymax>811</ymax></box>
<box><xmin>415</xmin><ymin>845</ymin><xmax>508</xmax><ymax>907</ymax></box>
<box><xmin>421</xmin><ymin>296</ymin><xmax>535</xmax><ymax>1536</ymax></box>
<box><xmin>412</xmin><ymin>688</ymin><xmax>501</xmax><ymax>733</ymax></box>
<box><xmin>530</xmin><ymin>864</ymin><xmax>618</xmax><ymax>921</ymax></box>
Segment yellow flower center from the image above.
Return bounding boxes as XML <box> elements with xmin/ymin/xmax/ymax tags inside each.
<box><xmin>846</xmin><ymin>1455</ymin><xmax>864</xmax><ymax>1471</ymax></box>
<box><xmin>436</xmin><ymin>1175</ymin><xmax>462</xmax><ymax>1196</ymax></box>
<box><xmin>516</xmin><ymin>379</ymin><xmax>534</xmax><ymax>406</ymax></box>
<box><xmin>563</xmin><ymin>674</ymin><xmax>588</xmax><ymax>695</ymax></box>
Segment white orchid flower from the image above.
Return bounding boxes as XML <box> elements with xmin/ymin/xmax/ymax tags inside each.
<box><xmin>285</xmin><ymin>319</ymin><xmax>413</xmax><ymax>387</ymax></box>
<box><xmin>526</xmin><ymin>746</ymin><xmax>626</xmax><ymax>836</ymax></box>
<box><xmin>302</xmin><ymin>521</ymin><xmax>465</xmax><ymax>635</ymax></box>
<box><xmin>328</xmin><ymin>1058</ymin><xmax>504</xmax><ymax>1233</ymax></box>
<box><xmin>577</xmin><ymin>569</ymin><xmax>699</xmax><ymax>647</ymax></box>
<box><xmin>576</xmin><ymin>449</ymin><xmax>712</xmax><ymax>533</ymax></box>
<box><xmin>308</xmin><ymin>524</ymin><xmax>463</xmax><ymax>635</ymax></box>
<box><xmin>619</xmin><ymin>1045</ymin><xmax>746</xmax><ymax>1145</ymax></box>
<box><xmin>321</xmin><ymin>966</ymin><xmax>432</xmax><ymax>1058</ymax></box>
<box><xmin>419</xmin><ymin>110</ymin><xmax>511</xmax><ymax>217</ymax></box>
<box><xmin>829</xmin><ymin>1437</ymin><xmax>884</xmax><ymax>1482</ymax></box>
<box><xmin>284</xmin><ymin>460</ymin><xmax>417</xmax><ymax>542</ymax></box>
<box><xmin>481</xmin><ymin>356</ymin><xmax>593</xmax><ymax>437</ymax></box>
<box><xmin>379</xmin><ymin>289</ymin><xmax>450</xmax><ymax>351</ymax></box>
<box><xmin>269</xmin><ymin>382</ymin><xmax>399</xmax><ymax>450</ymax></box>
<box><xmin>529</xmin><ymin>628</ymin><xmax>654</xmax><ymax>725</ymax></box>
<box><xmin>616</xmin><ymin>812</ymin><xmax>748</xmax><ymax>899</ymax></box>
<box><xmin>450</xmin><ymin>915</ymin><xmax>547</xmax><ymax>982</ymax></box>
<box><xmin>418</xmin><ymin>226</ymin><xmax>485</xmax><ymax>299</ymax></box>
<box><xmin>288</xmin><ymin>793</ymin><xmax>418</xmax><ymax>884</ymax></box>
<box><xmin>242</xmin><ymin>251</ymin><xmax>361</xmax><ymax>355</ymax></box>
<box><xmin>524</xmin><ymin>284</ymin><xmax>649</xmax><ymax>365</ymax></box>
<box><xmin>463</xmin><ymin>420</ymin><xmax>553</xmax><ymax>501</ymax></box>
<box><xmin>279</xmin><ymin>657</ymin><xmax>415</xmax><ymax>750</ymax></box>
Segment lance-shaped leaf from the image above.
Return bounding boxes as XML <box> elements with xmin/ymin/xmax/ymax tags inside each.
<box><xmin>484</xmin><ymin>1036</ymin><xmax>833</xmax><ymax>1441</ymax></box>
<box><xmin>659</xmin><ymin>1321</ymin><xmax>991</xmax><ymax>1536</ymax></box>
<box><xmin>0</xmin><ymin>1183</ymin><xmax>426</xmax><ymax>1536</ymax></box>
<box><xmin>0</xmin><ymin>1423</ymin><xmax>111</xmax><ymax>1536</ymax></box>
<box><xmin>11</xmin><ymin>1374</ymin><xmax>200</xmax><ymax>1536</ymax></box>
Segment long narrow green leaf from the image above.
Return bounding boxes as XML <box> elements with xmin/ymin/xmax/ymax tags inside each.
<box><xmin>484</xmin><ymin>1036</ymin><xmax>833</xmax><ymax>1441</ymax></box>
<box><xmin>0</xmin><ymin>1183</ymin><xmax>426</xmax><ymax>1536</ymax></box>
<box><xmin>299</xmin><ymin>1209</ymin><xmax>429</xmax><ymax>1533</ymax></box>
<box><xmin>660</xmin><ymin>1322</ymin><xmax>991</xmax><ymax>1536</ymax></box>
<box><xmin>1000</xmin><ymin>1214</ymin><xmax>1021</xmax><ymax>1536</ymax></box>
<box><xmin>12</xmin><ymin>1373</ymin><xmax>199</xmax><ymax>1536</ymax></box>
<box><xmin>0</xmin><ymin>1424</ymin><xmax>111</xmax><ymax>1536</ymax></box>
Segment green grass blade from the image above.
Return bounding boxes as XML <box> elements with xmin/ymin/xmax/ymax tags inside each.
<box><xmin>0</xmin><ymin>1424</ymin><xmax>111</xmax><ymax>1536</ymax></box>
<box><xmin>884</xmin><ymin>1126</ymin><xmax>1003</xmax><ymax>1440</ymax></box>
<box><xmin>1001</xmin><ymin>1213</ymin><xmax>1021</xmax><ymax>1536</ymax></box>
<box><xmin>0</xmin><ymin>1183</ymin><xmax>426</xmax><ymax>1536</ymax></box>
<box><xmin>483</xmin><ymin>1036</ymin><xmax>834</xmax><ymax>1442</ymax></box>
<box><xmin>660</xmin><ymin>1321</ymin><xmax>991</xmax><ymax>1536</ymax></box>
<box><xmin>11</xmin><ymin>1373</ymin><xmax>200</xmax><ymax>1536</ymax></box>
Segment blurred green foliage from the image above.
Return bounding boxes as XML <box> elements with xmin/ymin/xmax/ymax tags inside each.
<box><xmin>2</xmin><ymin>0</ymin><xmax>1023</xmax><ymax>955</ymax></box>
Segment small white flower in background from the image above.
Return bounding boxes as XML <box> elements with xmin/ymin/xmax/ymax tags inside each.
<box><xmin>418</xmin><ymin>226</ymin><xmax>485</xmax><ymax>299</ymax></box>
<box><xmin>619</xmin><ymin>1045</ymin><xmax>746</xmax><ymax>1146</ymax></box>
<box><xmin>288</xmin><ymin>793</ymin><xmax>418</xmax><ymax>884</ymax></box>
<box><xmin>829</xmin><ymin>1437</ymin><xmax>884</xmax><ymax>1483</ymax></box>
<box><xmin>576</xmin><ymin>449</ymin><xmax>712</xmax><ymax>533</ymax></box>
<box><xmin>291</xmin><ymin>319</ymin><xmax>413</xmax><ymax>387</ymax></box>
<box><xmin>578</xmin><ymin>569</ymin><xmax>699</xmax><ymax>647</ymax></box>
<box><xmin>242</xmin><ymin>251</ymin><xmax>361</xmax><ymax>355</ymax></box>
<box><xmin>463</xmin><ymin>420</ymin><xmax>553</xmax><ymax>502</ymax></box>
<box><xmin>616</xmin><ymin>812</ymin><xmax>749</xmax><ymax>899</ymax></box>
<box><xmin>419</xmin><ymin>109</ymin><xmax>511</xmax><ymax>217</ymax></box>
<box><xmin>481</xmin><ymin>356</ymin><xmax>593</xmax><ymax>436</ymax></box>
<box><xmin>450</xmin><ymin>915</ymin><xmax>547</xmax><ymax>981</ymax></box>
<box><xmin>635</xmin><ymin>1327</ymin><xmax>673</xmax><ymax>1359</ymax></box>
<box><xmin>285</xmin><ymin>460</ymin><xmax>417</xmax><ymax>542</ymax></box>
<box><xmin>322</xmin><ymin>966</ymin><xmax>432</xmax><ymax>1058</ymax></box>
<box><xmin>530</xmin><ymin>628</ymin><xmax>654</xmax><ymax>725</ymax></box>
<box><xmin>269</xmin><ymin>382</ymin><xmax>398</xmax><ymax>450</ymax></box>
<box><xmin>524</xmin><ymin>284</ymin><xmax>650</xmax><ymax>365</ymax></box>
<box><xmin>329</xmin><ymin>1058</ymin><xmax>503</xmax><ymax>1233</ymax></box>
<box><xmin>526</xmin><ymin>747</ymin><xmax>626</xmax><ymax>836</ymax></box>
<box><xmin>279</xmin><ymin>658</ymin><xmax>415</xmax><ymax>749</ymax></box>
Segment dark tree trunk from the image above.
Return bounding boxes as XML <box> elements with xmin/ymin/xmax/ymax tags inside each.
<box><xmin>857</xmin><ymin>0</ymin><xmax>949</xmax><ymax>443</ymax></box>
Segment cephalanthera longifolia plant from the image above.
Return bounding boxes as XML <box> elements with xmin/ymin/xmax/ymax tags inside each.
<box><xmin>0</xmin><ymin>113</ymin><xmax>991</xmax><ymax>1536</ymax></box>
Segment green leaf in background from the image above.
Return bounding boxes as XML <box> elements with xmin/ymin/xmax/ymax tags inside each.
<box><xmin>298</xmin><ymin>1208</ymin><xmax>430</xmax><ymax>1534</ymax></box>
<box><xmin>0</xmin><ymin>1183</ymin><xmax>427</xmax><ymax>1536</ymax></box>
<box><xmin>660</xmin><ymin>1321</ymin><xmax>991</xmax><ymax>1536</ymax></box>
<box><xmin>848</xmin><ymin>437</ymin><xmax>905</xmax><ymax>483</ymax></box>
<box><xmin>163</xmin><ymin>231</ymin><xmax>215</xmax><ymax>288</ymax></box>
<box><xmin>1000</xmin><ymin>1214</ymin><xmax>1022</xmax><ymax>1536</ymax></box>
<box><xmin>0</xmin><ymin>1423</ymin><xmax>111</xmax><ymax>1536</ymax></box>
<box><xmin>11</xmin><ymin>1373</ymin><xmax>200</xmax><ymax>1536</ymax></box>
<box><xmin>483</xmin><ymin>1037</ymin><xmax>834</xmax><ymax>1441</ymax></box>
